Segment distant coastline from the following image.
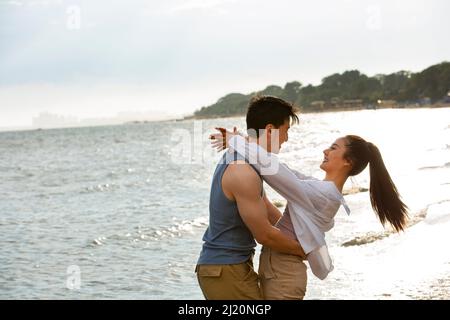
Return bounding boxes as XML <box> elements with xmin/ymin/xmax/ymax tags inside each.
<box><xmin>2</xmin><ymin>104</ymin><xmax>449</xmax><ymax>134</ymax></box>
<box><xmin>187</xmin><ymin>61</ymin><xmax>450</xmax><ymax>120</ymax></box>
<box><xmin>184</xmin><ymin>102</ymin><xmax>450</xmax><ymax>121</ymax></box>
<box><xmin>0</xmin><ymin>116</ymin><xmax>179</xmax><ymax>134</ymax></box>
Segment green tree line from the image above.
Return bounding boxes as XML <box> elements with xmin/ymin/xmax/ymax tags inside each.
<box><xmin>192</xmin><ymin>61</ymin><xmax>450</xmax><ymax>118</ymax></box>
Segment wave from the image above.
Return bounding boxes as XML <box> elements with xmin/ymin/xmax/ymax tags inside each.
<box><xmin>81</xmin><ymin>183</ymin><xmax>120</xmax><ymax>193</ymax></box>
<box><xmin>90</xmin><ymin>216</ymin><xmax>208</xmax><ymax>246</ymax></box>
<box><xmin>423</xmin><ymin>200</ymin><xmax>450</xmax><ymax>225</ymax></box>
<box><xmin>341</xmin><ymin>208</ymin><xmax>428</xmax><ymax>247</ymax></box>
<box><xmin>418</xmin><ymin>162</ymin><xmax>450</xmax><ymax>170</ymax></box>
<box><xmin>342</xmin><ymin>199</ymin><xmax>450</xmax><ymax>247</ymax></box>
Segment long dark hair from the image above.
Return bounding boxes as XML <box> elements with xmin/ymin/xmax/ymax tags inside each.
<box><xmin>344</xmin><ymin>135</ymin><xmax>409</xmax><ymax>232</ymax></box>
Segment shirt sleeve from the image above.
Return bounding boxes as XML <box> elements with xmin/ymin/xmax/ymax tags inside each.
<box><xmin>289</xmin><ymin>167</ymin><xmax>316</xmax><ymax>181</ymax></box>
<box><xmin>229</xmin><ymin>135</ymin><xmax>318</xmax><ymax>213</ymax></box>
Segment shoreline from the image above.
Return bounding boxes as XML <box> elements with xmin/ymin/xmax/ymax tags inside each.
<box><xmin>185</xmin><ymin>103</ymin><xmax>450</xmax><ymax>121</ymax></box>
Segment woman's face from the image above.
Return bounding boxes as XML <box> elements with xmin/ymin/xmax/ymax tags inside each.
<box><xmin>320</xmin><ymin>137</ymin><xmax>351</xmax><ymax>174</ymax></box>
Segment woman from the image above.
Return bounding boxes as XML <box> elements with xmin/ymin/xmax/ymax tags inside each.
<box><xmin>211</xmin><ymin>128</ymin><xmax>409</xmax><ymax>300</ymax></box>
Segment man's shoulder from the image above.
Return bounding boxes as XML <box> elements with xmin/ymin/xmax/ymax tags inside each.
<box><xmin>223</xmin><ymin>161</ymin><xmax>261</xmax><ymax>190</ymax></box>
<box><xmin>226</xmin><ymin>160</ymin><xmax>258</xmax><ymax>175</ymax></box>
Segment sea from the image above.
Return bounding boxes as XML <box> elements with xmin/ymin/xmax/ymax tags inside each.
<box><xmin>0</xmin><ymin>107</ymin><xmax>449</xmax><ymax>299</ymax></box>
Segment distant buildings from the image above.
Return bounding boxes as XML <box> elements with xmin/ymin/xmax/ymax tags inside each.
<box><xmin>32</xmin><ymin>112</ymin><xmax>80</xmax><ymax>129</ymax></box>
<box><xmin>445</xmin><ymin>91</ymin><xmax>450</xmax><ymax>103</ymax></box>
<box><xmin>310</xmin><ymin>100</ymin><xmax>326</xmax><ymax>110</ymax></box>
<box><xmin>31</xmin><ymin>111</ymin><xmax>175</xmax><ymax>129</ymax></box>
<box><xmin>341</xmin><ymin>99</ymin><xmax>364</xmax><ymax>109</ymax></box>
<box><xmin>376</xmin><ymin>99</ymin><xmax>398</xmax><ymax>108</ymax></box>
<box><xmin>308</xmin><ymin>98</ymin><xmax>409</xmax><ymax>111</ymax></box>
<box><xmin>308</xmin><ymin>94</ymin><xmax>450</xmax><ymax>112</ymax></box>
<box><xmin>309</xmin><ymin>98</ymin><xmax>364</xmax><ymax>111</ymax></box>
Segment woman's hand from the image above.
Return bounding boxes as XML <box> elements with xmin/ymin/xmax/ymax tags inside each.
<box><xmin>209</xmin><ymin>127</ymin><xmax>238</xmax><ymax>152</ymax></box>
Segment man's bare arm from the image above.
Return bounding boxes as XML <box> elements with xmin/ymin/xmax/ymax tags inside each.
<box><xmin>263</xmin><ymin>194</ymin><xmax>282</xmax><ymax>226</ymax></box>
<box><xmin>223</xmin><ymin>161</ymin><xmax>306</xmax><ymax>258</ymax></box>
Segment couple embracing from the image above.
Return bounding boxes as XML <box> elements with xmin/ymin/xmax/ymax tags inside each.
<box><xmin>195</xmin><ymin>96</ymin><xmax>408</xmax><ymax>300</ymax></box>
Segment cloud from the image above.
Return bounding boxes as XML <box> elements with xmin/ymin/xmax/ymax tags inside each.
<box><xmin>1</xmin><ymin>0</ymin><xmax>23</xmax><ymax>5</ymax></box>
<box><xmin>168</xmin><ymin>0</ymin><xmax>237</xmax><ymax>14</ymax></box>
<box><xmin>0</xmin><ymin>0</ymin><xmax>66</xmax><ymax>7</ymax></box>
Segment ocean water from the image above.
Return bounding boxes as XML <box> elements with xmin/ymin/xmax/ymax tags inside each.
<box><xmin>0</xmin><ymin>108</ymin><xmax>449</xmax><ymax>299</ymax></box>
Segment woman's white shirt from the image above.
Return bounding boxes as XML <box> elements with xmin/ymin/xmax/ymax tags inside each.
<box><xmin>228</xmin><ymin>135</ymin><xmax>350</xmax><ymax>280</ymax></box>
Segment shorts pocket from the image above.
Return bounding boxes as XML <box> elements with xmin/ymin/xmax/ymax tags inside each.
<box><xmin>197</xmin><ymin>265</ymin><xmax>223</xmax><ymax>277</ymax></box>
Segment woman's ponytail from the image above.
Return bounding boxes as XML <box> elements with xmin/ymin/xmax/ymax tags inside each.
<box><xmin>345</xmin><ymin>136</ymin><xmax>409</xmax><ymax>232</ymax></box>
<box><xmin>366</xmin><ymin>142</ymin><xmax>408</xmax><ymax>232</ymax></box>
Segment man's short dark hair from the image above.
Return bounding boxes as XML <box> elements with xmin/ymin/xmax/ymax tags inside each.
<box><xmin>246</xmin><ymin>95</ymin><xmax>299</xmax><ymax>138</ymax></box>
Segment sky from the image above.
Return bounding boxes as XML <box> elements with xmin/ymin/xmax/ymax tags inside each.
<box><xmin>0</xmin><ymin>0</ymin><xmax>449</xmax><ymax>128</ymax></box>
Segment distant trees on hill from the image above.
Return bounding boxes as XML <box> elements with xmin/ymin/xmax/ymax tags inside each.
<box><xmin>193</xmin><ymin>61</ymin><xmax>450</xmax><ymax>118</ymax></box>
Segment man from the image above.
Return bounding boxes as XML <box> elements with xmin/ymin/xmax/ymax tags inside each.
<box><xmin>196</xmin><ymin>95</ymin><xmax>306</xmax><ymax>300</ymax></box>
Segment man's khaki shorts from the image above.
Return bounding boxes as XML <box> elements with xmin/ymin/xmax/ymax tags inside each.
<box><xmin>196</xmin><ymin>259</ymin><xmax>263</xmax><ymax>300</ymax></box>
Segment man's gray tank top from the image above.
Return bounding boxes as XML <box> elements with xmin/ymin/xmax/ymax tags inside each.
<box><xmin>197</xmin><ymin>151</ymin><xmax>263</xmax><ymax>265</ymax></box>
